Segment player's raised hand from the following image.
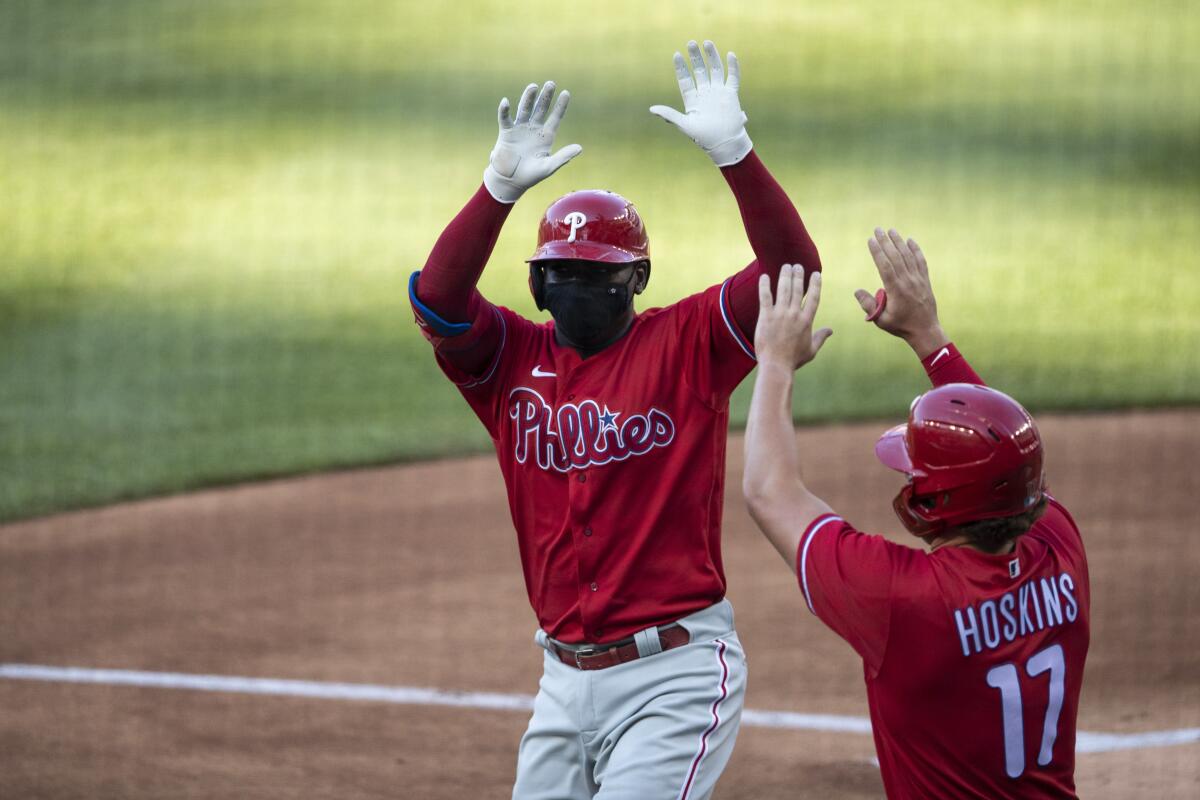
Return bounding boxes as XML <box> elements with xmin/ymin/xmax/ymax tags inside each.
<box><xmin>856</xmin><ymin>228</ymin><xmax>948</xmax><ymax>358</ymax></box>
<box><xmin>483</xmin><ymin>81</ymin><xmax>583</xmax><ymax>204</ymax></box>
<box><xmin>649</xmin><ymin>40</ymin><xmax>752</xmax><ymax>167</ymax></box>
<box><xmin>754</xmin><ymin>266</ymin><xmax>832</xmax><ymax>371</ymax></box>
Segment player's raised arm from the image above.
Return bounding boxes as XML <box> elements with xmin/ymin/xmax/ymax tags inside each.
<box><xmin>857</xmin><ymin>227</ymin><xmax>985</xmax><ymax>387</ymax></box>
<box><xmin>742</xmin><ymin>265</ymin><xmax>834</xmax><ymax>571</ymax></box>
<box><xmin>410</xmin><ymin>82</ymin><xmax>581</xmax><ymax>373</ymax></box>
<box><xmin>650</xmin><ymin>41</ymin><xmax>820</xmax><ymax>337</ymax></box>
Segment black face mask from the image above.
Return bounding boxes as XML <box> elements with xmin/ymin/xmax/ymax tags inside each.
<box><xmin>544</xmin><ymin>274</ymin><xmax>634</xmax><ymax>348</ymax></box>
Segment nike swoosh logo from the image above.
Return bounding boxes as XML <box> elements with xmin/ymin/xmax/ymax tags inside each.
<box><xmin>531</xmin><ymin>365</ymin><xmax>556</xmax><ymax>378</ymax></box>
<box><xmin>930</xmin><ymin>347</ymin><xmax>950</xmax><ymax>365</ymax></box>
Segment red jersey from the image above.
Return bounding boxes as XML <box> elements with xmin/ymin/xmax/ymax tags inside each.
<box><xmin>413</xmin><ymin>280</ymin><xmax>756</xmax><ymax>643</ymax></box>
<box><xmin>798</xmin><ymin>497</ymin><xmax>1090</xmax><ymax>798</ymax></box>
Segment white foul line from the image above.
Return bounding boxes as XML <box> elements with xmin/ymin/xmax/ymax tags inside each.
<box><xmin>0</xmin><ymin>664</ymin><xmax>534</xmax><ymax>712</ymax></box>
<box><xmin>740</xmin><ymin>708</ymin><xmax>872</xmax><ymax>734</ymax></box>
<box><xmin>2</xmin><ymin>663</ymin><xmax>1197</xmax><ymax>754</ymax></box>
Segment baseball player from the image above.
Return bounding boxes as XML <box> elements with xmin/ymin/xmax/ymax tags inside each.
<box><xmin>408</xmin><ymin>41</ymin><xmax>821</xmax><ymax>798</ymax></box>
<box><xmin>742</xmin><ymin>231</ymin><xmax>1090</xmax><ymax>798</ymax></box>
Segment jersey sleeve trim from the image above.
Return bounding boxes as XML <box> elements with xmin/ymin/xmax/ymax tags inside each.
<box><xmin>453</xmin><ymin>306</ymin><xmax>508</xmax><ymax>389</ymax></box>
<box><xmin>719</xmin><ymin>277</ymin><xmax>756</xmax><ymax>362</ymax></box>
<box><xmin>409</xmin><ymin>271</ymin><xmax>473</xmax><ymax>337</ymax></box>
<box><xmin>798</xmin><ymin>513</ymin><xmax>844</xmax><ymax>614</ymax></box>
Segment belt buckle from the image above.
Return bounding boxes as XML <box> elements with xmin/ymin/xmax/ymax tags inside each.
<box><xmin>573</xmin><ymin>647</ymin><xmax>596</xmax><ymax>669</ymax></box>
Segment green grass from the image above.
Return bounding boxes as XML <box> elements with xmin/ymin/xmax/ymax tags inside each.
<box><xmin>2</xmin><ymin>0</ymin><xmax>1198</xmax><ymax>520</ymax></box>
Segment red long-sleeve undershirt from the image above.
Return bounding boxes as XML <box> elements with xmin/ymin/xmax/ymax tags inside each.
<box><xmin>414</xmin><ymin>151</ymin><xmax>820</xmax><ymax>372</ymax></box>
<box><xmin>416</xmin><ymin>183</ymin><xmax>513</xmax><ymax>324</ymax></box>
<box><xmin>719</xmin><ymin>151</ymin><xmax>821</xmax><ymax>336</ymax></box>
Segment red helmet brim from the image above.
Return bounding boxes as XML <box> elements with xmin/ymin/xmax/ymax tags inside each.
<box><xmin>527</xmin><ymin>240</ymin><xmax>644</xmax><ymax>264</ymax></box>
<box><xmin>875</xmin><ymin>424</ymin><xmax>917</xmax><ymax>475</ymax></box>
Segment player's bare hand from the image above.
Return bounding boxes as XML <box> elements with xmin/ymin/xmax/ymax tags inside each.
<box><xmin>483</xmin><ymin>81</ymin><xmax>583</xmax><ymax>204</ymax></box>
<box><xmin>754</xmin><ymin>266</ymin><xmax>832</xmax><ymax>371</ymax></box>
<box><xmin>649</xmin><ymin>40</ymin><xmax>752</xmax><ymax>167</ymax></box>
<box><xmin>857</xmin><ymin>228</ymin><xmax>948</xmax><ymax>358</ymax></box>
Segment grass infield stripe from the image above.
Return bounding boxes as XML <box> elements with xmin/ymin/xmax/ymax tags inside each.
<box><xmin>2</xmin><ymin>663</ymin><xmax>1197</xmax><ymax>754</ymax></box>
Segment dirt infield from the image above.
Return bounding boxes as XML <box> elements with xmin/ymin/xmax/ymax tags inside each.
<box><xmin>2</xmin><ymin>410</ymin><xmax>1198</xmax><ymax>798</ymax></box>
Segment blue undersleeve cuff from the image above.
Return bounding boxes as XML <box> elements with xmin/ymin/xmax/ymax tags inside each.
<box><xmin>409</xmin><ymin>271</ymin><xmax>472</xmax><ymax>337</ymax></box>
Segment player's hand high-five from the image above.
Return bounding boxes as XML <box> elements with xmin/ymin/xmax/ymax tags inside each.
<box><xmin>754</xmin><ymin>266</ymin><xmax>833</xmax><ymax>371</ymax></box>
<box><xmin>650</xmin><ymin>40</ymin><xmax>753</xmax><ymax>167</ymax></box>
<box><xmin>483</xmin><ymin>81</ymin><xmax>582</xmax><ymax>204</ymax></box>
<box><xmin>856</xmin><ymin>228</ymin><xmax>948</xmax><ymax>358</ymax></box>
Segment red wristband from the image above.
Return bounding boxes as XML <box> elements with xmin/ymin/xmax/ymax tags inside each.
<box><xmin>921</xmin><ymin>341</ymin><xmax>960</xmax><ymax>371</ymax></box>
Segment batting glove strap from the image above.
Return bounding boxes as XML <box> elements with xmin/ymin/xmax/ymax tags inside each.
<box><xmin>707</xmin><ymin>130</ymin><xmax>754</xmax><ymax>168</ymax></box>
<box><xmin>482</xmin><ymin>164</ymin><xmax>523</xmax><ymax>205</ymax></box>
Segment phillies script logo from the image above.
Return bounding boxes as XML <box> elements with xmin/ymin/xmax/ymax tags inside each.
<box><xmin>509</xmin><ymin>387</ymin><xmax>675</xmax><ymax>472</ymax></box>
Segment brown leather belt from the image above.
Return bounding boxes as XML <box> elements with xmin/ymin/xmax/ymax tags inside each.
<box><xmin>549</xmin><ymin>624</ymin><xmax>691</xmax><ymax>671</ymax></box>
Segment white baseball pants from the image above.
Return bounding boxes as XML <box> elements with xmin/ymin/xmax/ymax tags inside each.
<box><xmin>512</xmin><ymin>599</ymin><xmax>747</xmax><ymax>800</ymax></box>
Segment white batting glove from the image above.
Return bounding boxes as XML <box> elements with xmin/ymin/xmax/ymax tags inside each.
<box><xmin>483</xmin><ymin>81</ymin><xmax>582</xmax><ymax>204</ymax></box>
<box><xmin>649</xmin><ymin>40</ymin><xmax>752</xmax><ymax>168</ymax></box>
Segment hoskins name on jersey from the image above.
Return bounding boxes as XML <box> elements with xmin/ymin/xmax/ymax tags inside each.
<box><xmin>953</xmin><ymin>570</ymin><xmax>1080</xmax><ymax>657</ymax></box>
<box><xmin>509</xmin><ymin>387</ymin><xmax>675</xmax><ymax>472</ymax></box>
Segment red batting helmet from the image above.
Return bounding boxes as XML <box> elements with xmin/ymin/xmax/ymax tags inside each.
<box><xmin>528</xmin><ymin>190</ymin><xmax>649</xmax><ymax>264</ymax></box>
<box><xmin>875</xmin><ymin>383</ymin><xmax>1045</xmax><ymax>538</ymax></box>
<box><xmin>527</xmin><ymin>190</ymin><xmax>650</xmax><ymax>310</ymax></box>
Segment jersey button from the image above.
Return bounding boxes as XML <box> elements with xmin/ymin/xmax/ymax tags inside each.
<box><xmin>590</xmin><ymin>582</ymin><xmax>598</xmax><ymax>591</ymax></box>
<box><xmin>577</xmin><ymin>473</ymin><xmax>587</xmax><ymax>484</ymax></box>
<box><xmin>583</xmin><ymin>527</ymin><xmax>593</xmax><ymax>537</ymax></box>
<box><xmin>567</xmin><ymin>393</ymin><xmax>575</xmax><ymax>400</ymax></box>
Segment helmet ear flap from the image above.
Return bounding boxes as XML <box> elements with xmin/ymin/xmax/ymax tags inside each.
<box><xmin>530</xmin><ymin>264</ymin><xmax>547</xmax><ymax>310</ymax></box>
<box><xmin>638</xmin><ymin>260</ymin><xmax>651</xmax><ymax>293</ymax></box>
<box><xmin>893</xmin><ymin>484</ymin><xmax>946</xmax><ymax>540</ymax></box>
